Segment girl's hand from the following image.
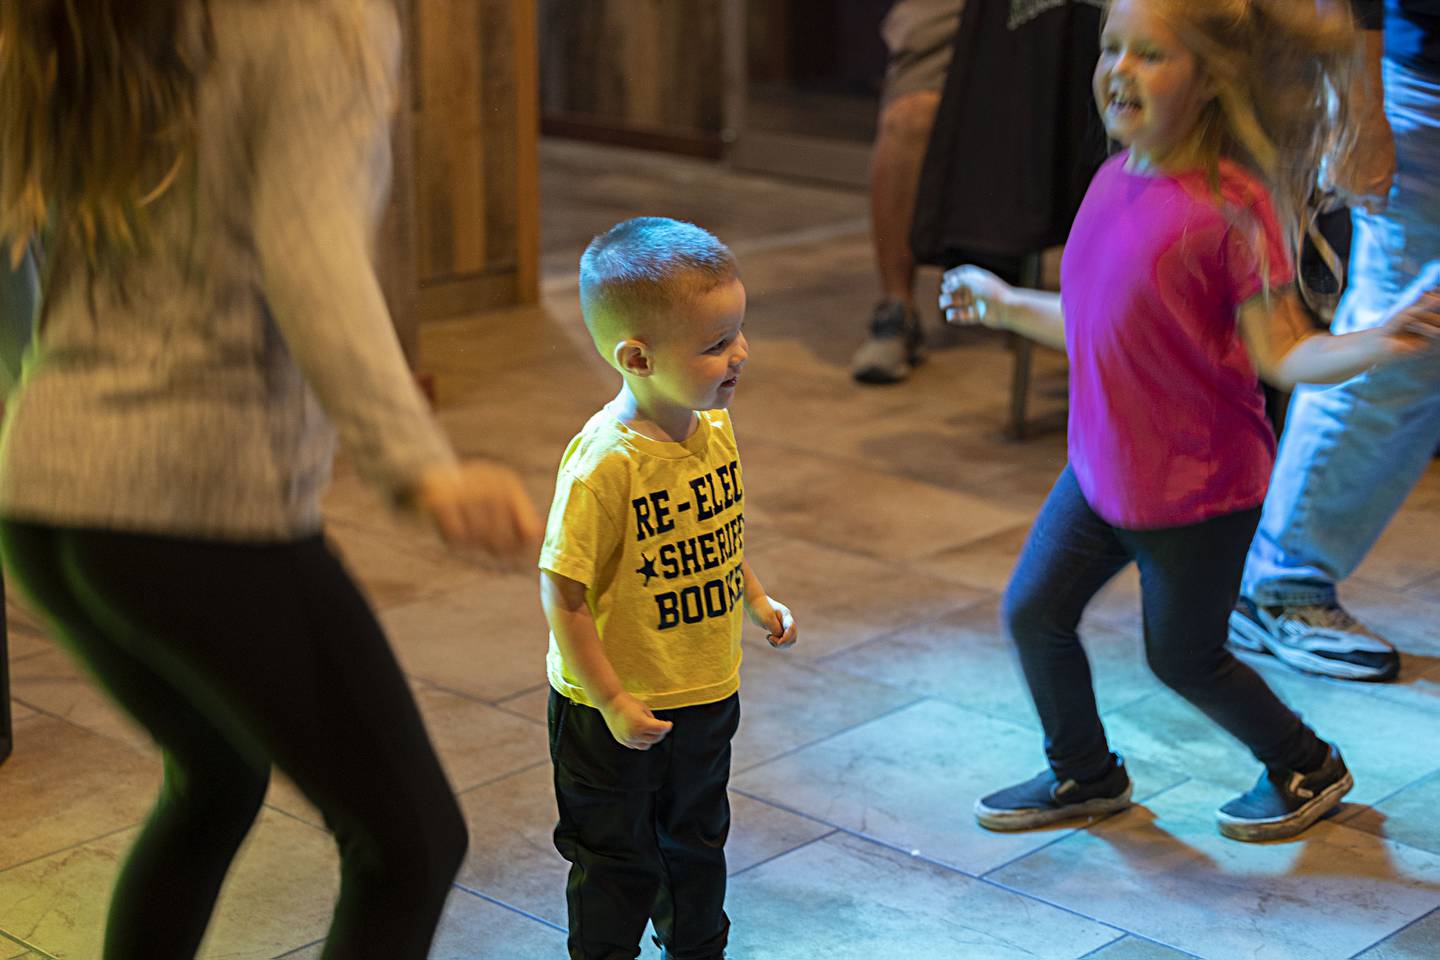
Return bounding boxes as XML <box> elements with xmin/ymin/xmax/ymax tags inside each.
<box><xmin>940</xmin><ymin>265</ymin><xmax>1012</xmax><ymax>329</ymax></box>
<box><xmin>600</xmin><ymin>691</ymin><xmax>674</xmax><ymax>750</ymax></box>
<box><xmin>746</xmin><ymin>595</ymin><xmax>798</xmax><ymax>648</ymax></box>
<box><xmin>1377</xmin><ymin>287</ymin><xmax>1440</xmax><ymax>356</ymax></box>
<box><xmin>414</xmin><ymin>459</ymin><xmax>544</xmax><ymax>566</ymax></box>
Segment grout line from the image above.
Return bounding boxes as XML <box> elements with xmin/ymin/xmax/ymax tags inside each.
<box><xmin>0</xmin><ymin>822</ymin><xmax>139</xmax><ymax>879</ymax></box>
<box><xmin>729</xmin><ymin>694</ymin><xmax>927</xmax><ymax>777</ymax></box>
<box><xmin>978</xmin><ymin>776</ymin><xmax>1195</xmax><ymax>881</ymax></box>
<box><xmin>1347</xmin><ymin>906</ymin><xmax>1438</xmax><ymax>959</ymax></box>
<box><xmin>727</xmin><ymin>828</ymin><xmax>839</xmax><ymax>879</ymax></box>
<box><xmin>455</xmin><ymin>758</ymin><xmax>554</xmax><ymax>799</ymax></box>
<box><xmin>272</xmin><ymin>938</ymin><xmax>325</xmax><ymax>959</ymax></box>
<box><xmin>1075</xmin><ymin>933</ymin><xmax>1130</xmax><ymax>958</ymax></box>
<box><xmin>446</xmin><ymin>883</ymin><xmax>567</xmax><ymax>933</ymax></box>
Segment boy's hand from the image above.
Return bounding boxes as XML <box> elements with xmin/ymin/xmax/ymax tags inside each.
<box><xmin>599</xmin><ymin>692</ymin><xmax>674</xmax><ymax>750</ymax></box>
<box><xmin>415</xmin><ymin>459</ymin><xmax>543</xmax><ymax>566</ymax></box>
<box><xmin>746</xmin><ymin>595</ymin><xmax>798</xmax><ymax>648</ymax></box>
<box><xmin>940</xmin><ymin>265</ymin><xmax>1012</xmax><ymax>329</ymax></box>
<box><xmin>1377</xmin><ymin>286</ymin><xmax>1440</xmax><ymax>356</ymax></box>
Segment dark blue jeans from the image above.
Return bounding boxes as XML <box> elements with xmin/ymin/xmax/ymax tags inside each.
<box><xmin>1004</xmin><ymin>467</ymin><xmax>1322</xmax><ymax>782</ymax></box>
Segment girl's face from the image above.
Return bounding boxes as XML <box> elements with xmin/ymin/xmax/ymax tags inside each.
<box><xmin>1095</xmin><ymin>0</ymin><xmax>1212</xmax><ymax>170</ymax></box>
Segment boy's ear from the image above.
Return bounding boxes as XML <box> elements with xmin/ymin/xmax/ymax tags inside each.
<box><xmin>614</xmin><ymin>339</ymin><xmax>653</xmax><ymax>377</ymax></box>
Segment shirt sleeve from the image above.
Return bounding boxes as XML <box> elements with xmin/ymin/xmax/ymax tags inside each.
<box><xmin>1224</xmin><ymin>186</ymin><xmax>1296</xmax><ymax>306</ymax></box>
<box><xmin>250</xmin><ymin>1</ymin><xmax>457</xmax><ymax>502</ymax></box>
<box><xmin>539</xmin><ymin>470</ymin><xmax>623</xmax><ymax>588</ymax></box>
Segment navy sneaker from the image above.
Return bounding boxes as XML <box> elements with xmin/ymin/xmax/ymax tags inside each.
<box><xmin>1217</xmin><ymin>743</ymin><xmax>1353</xmax><ymax>842</ymax></box>
<box><xmin>975</xmin><ymin>754</ymin><xmax>1132</xmax><ymax>831</ymax></box>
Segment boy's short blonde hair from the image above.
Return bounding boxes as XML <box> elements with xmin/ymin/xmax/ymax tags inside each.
<box><xmin>578</xmin><ymin>217</ymin><xmax>739</xmax><ymax>351</ymax></box>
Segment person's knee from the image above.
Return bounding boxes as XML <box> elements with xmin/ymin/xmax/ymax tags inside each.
<box><xmin>160</xmin><ymin>752</ymin><xmax>269</xmax><ymax>835</ymax></box>
<box><xmin>878</xmin><ymin>90</ymin><xmax>941</xmax><ymax>148</ymax></box>
<box><xmin>1145</xmin><ymin>642</ymin><xmax>1217</xmax><ymax>691</ymax></box>
<box><xmin>1001</xmin><ymin>579</ymin><xmax>1056</xmax><ymax>645</ymax></box>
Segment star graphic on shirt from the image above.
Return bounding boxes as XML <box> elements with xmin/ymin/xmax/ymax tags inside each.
<box><xmin>635</xmin><ymin>553</ymin><xmax>659</xmax><ymax>586</ymax></box>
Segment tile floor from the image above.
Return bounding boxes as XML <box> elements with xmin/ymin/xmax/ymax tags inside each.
<box><xmin>2</xmin><ymin>140</ymin><xmax>1439</xmax><ymax>959</ymax></box>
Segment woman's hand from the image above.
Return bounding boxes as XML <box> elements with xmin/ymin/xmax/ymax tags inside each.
<box><xmin>940</xmin><ymin>265</ymin><xmax>1013</xmax><ymax>329</ymax></box>
<box><xmin>414</xmin><ymin>459</ymin><xmax>543</xmax><ymax>566</ymax></box>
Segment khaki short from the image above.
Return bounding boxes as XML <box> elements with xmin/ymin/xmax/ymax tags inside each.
<box><xmin>880</xmin><ymin>0</ymin><xmax>966</xmax><ymax>104</ymax></box>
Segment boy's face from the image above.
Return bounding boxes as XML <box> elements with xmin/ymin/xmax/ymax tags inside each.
<box><xmin>647</xmin><ymin>278</ymin><xmax>749</xmax><ymax>412</ymax></box>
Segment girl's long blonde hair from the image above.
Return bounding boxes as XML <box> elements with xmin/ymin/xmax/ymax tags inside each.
<box><xmin>0</xmin><ymin>0</ymin><xmax>212</xmax><ymax>267</ymax></box>
<box><xmin>1134</xmin><ymin>0</ymin><xmax>1362</xmax><ymax>248</ymax></box>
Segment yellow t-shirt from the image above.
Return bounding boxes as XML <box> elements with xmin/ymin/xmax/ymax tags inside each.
<box><xmin>540</xmin><ymin>406</ymin><xmax>745</xmax><ymax>710</ymax></box>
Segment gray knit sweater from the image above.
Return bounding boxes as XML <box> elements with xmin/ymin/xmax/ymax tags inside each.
<box><xmin>0</xmin><ymin>0</ymin><xmax>456</xmax><ymax>540</ymax></box>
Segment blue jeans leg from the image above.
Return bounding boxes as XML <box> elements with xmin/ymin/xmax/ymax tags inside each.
<box><xmin>1244</xmin><ymin>58</ymin><xmax>1440</xmax><ymax>607</ymax></box>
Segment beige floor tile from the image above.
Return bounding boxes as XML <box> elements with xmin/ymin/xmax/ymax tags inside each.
<box><xmin>538</xmin><ymin>139</ymin><xmax>866</xmax><ymax>279</ymax></box>
<box><xmin>7</xmin><ymin>700</ymin><xmax>35</xmax><ymax>723</ymax></box>
<box><xmin>1101</xmin><ymin>671</ymin><xmax>1440</xmax><ymax>806</ymax></box>
<box><xmin>488</xmin><ymin>648</ymin><xmax>923</xmax><ymax>778</ymax></box>
<box><xmin>8</xmin><ymin>648</ymin><xmax>156</xmax><ymax>756</ymax></box>
<box><xmin>1354</xmin><ymin>908</ymin><xmax>1440</xmax><ymax>959</ymax></box>
<box><xmin>1332</xmin><ymin>580</ymin><xmax>1440</xmax><ymax>658</ymax></box>
<box><xmin>738</xmin><ymin>440</ymin><xmax>1033</xmax><ymax>563</ymax></box>
<box><xmin>1344</xmin><ymin>772</ymin><xmax>1440</xmax><ymax>859</ymax></box>
<box><xmin>451</xmin><ymin>762</ymin><xmax>829</xmax><ymax>931</ymax></box>
<box><xmin>729</xmin><ymin>646</ymin><xmax>921</xmax><ymax>772</ymax></box>
<box><xmin>282</xmin><ymin>887</ymin><xmax>569</xmax><ymax>960</ymax></box>
<box><xmin>0</xmin><ymin>808</ymin><xmax>338</xmax><ymax>960</ymax></box>
<box><xmin>452</xmin><ymin>764</ymin><xmax>568</xmax><ymax>927</ymax></box>
<box><xmin>1351</xmin><ymin>486</ymin><xmax>1440</xmax><ymax>591</ymax></box>
<box><xmin>733</xmin><ymin>538</ymin><xmax>990</xmax><ymax>660</ymax></box>
<box><xmin>1084</xmin><ymin>938</ymin><xmax>1194</xmax><ymax>960</ymax></box>
<box><xmin>0</xmin><ymin>715</ymin><xmax>158</xmax><ymax>872</ymax></box>
<box><xmin>324</xmin><ymin>518</ymin><xmax>488</xmax><ymax>611</ymax></box>
<box><xmin>822</xmin><ymin>596</ymin><xmax>1162</xmax><ymax>724</ymax></box>
<box><xmin>5</xmin><ymin>597</ymin><xmax>55</xmax><ymax>662</ymax></box>
<box><xmin>731</xmin><ymin>699</ymin><xmax>1186</xmax><ymax>875</ymax></box>
<box><xmin>921</xmin><ymin>525</ymin><xmax>1032</xmax><ymax>593</ymax></box>
<box><xmin>990</xmin><ymin>779</ymin><xmax>1440</xmax><ymax>960</ymax></box>
<box><xmin>265</xmin><ymin>680</ymin><xmax>549</xmax><ymax>825</ymax></box>
<box><xmin>723</xmin><ymin>831</ymin><xmax>1118</xmax><ymax>959</ymax></box>
<box><xmin>378</xmin><ymin>573</ymin><xmax>551</xmax><ymax>702</ymax></box>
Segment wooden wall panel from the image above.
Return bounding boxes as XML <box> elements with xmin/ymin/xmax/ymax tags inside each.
<box><xmin>378</xmin><ymin>0</ymin><xmax>538</xmax><ymax>361</ymax></box>
<box><xmin>539</xmin><ymin>0</ymin><xmax>728</xmax><ymax>156</ymax></box>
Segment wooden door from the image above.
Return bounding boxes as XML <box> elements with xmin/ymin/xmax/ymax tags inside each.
<box><xmin>379</xmin><ymin>0</ymin><xmax>539</xmax><ymax>361</ymax></box>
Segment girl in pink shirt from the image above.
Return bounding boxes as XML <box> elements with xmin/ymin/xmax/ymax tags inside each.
<box><xmin>941</xmin><ymin>0</ymin><xmax>1440</xmax><ymax>841</ymax></box>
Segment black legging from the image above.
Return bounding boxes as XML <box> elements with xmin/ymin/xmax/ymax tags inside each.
<box><xmin>0</xmin><ymin>519</ymin><xmax>467</xmax><ymax>959</ymax></box>
<box><xmin>1002</xmin><ymin>467</ymin><xmax>1323</xmax><ymax>783</ymax></box>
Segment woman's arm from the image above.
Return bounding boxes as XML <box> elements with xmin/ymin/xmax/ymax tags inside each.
<box><xmin>940</xmin><ymin>264</ymin><xmax>1066</xmax><ymax>351</ymax></box>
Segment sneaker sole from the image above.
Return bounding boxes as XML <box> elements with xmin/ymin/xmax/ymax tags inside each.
<box><xmin>1215</xmin><ymin>770</ymin><xmax>1354</xmax><ymax>843</ymax></box>
<box><xmin>1228</xmin><ymin>611</ymin><xmax>1398</xmax><ymax>682</ymax></box>
<box><xmin>974</xmin><ymin>782</ymin><xmax>1134</xmax><ymax>832</ymax></box>
<box><xmin>1227</xmin><ymin>609</ymin><xmax>1271</xmax><ymax>654</ymax></box>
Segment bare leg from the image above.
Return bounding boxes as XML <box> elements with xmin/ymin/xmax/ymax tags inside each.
<box><xmin>870</xmin><ymin>89</ymin><xmax>942</xmax><ymax>308</ymax></box>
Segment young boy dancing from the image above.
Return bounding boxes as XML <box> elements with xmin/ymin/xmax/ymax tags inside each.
<box><xmin>540</xmin><ymin>217</ymin><xmax>798</xmax><ymax>960</ymax></box>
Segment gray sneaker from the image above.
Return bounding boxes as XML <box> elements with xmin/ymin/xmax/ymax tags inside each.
<box><xmin>1229</xmin><ymin>596</ymin><xmax>1399</xmax><ymax>682</ymax></box>
<box><xmin>851</xmin><ymin>301</ymin><xmax>924</xmax><ymax>384</ymax></box>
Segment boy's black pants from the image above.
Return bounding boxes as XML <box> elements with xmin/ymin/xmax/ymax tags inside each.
<box><xmin>549</xmin><ymin>689</ymin><xmax>740</xmax><ymax>960</ymax></box>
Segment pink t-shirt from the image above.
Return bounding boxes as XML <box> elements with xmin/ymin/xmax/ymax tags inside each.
<box><xmin>1060</xmin><ymin>152</ymin><xmax>1294</xmax><ymax>530</ymax></box>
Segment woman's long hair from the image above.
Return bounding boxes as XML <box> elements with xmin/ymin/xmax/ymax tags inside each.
<box><xmin>0</xmin><ymin>0</ymin><xmax>210</xmax><ymax>267</ymax></box>
<box><xmin>1133</xmin><ymin>0</ymin><xmax>1361</xmax><ymax>250</ymax></box>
